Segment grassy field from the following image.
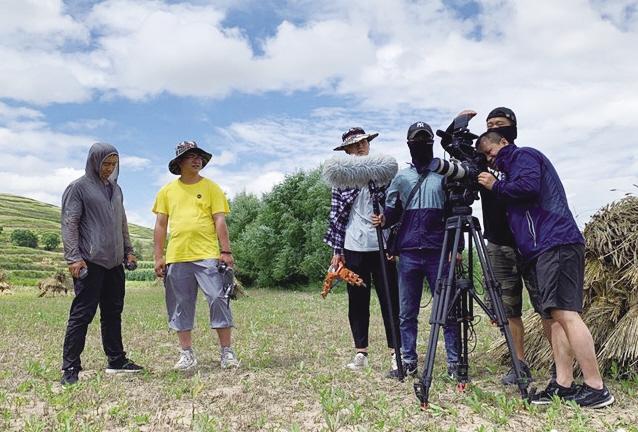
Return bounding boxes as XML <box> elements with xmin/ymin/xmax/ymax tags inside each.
<box><xmin>0</xmin><ymin>284</ymin><xmax>636</xmax><ymax>432</ymax></box>
<box><xmin>0</xmin><ymin>194</ymin><xmax>154</xmax><ymax>286</ymax></box>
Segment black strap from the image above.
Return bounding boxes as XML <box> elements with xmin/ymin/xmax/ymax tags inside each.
<box><xmin>395</xmin><ymin>171</ymin><xmax>428</xmax><ymax>227</ymax></box>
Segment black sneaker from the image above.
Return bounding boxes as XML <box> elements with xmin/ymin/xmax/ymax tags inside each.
<box><xmin>105</xmin><ymin>359</ymin><xmax>144</xmax><ymax>374</ymax></box>
<box><xmin>60</xmin><ymin>368</ymin><xmax>79</xmax><ymax>385</ymax></box>
<box><xmin>386</xmin><ymin>363</ymin><xmax>418</xmax><ymax>379</ymax></box>
<box><xmin>572</xmin><ymin>383</ymin><xmax>615</xmax><ymax>409</ymax></box>
<box><xmin>530</xmin><ymin>381</ymin><xmax>579</xmax><ymax>405</ymax></box>
<box><xmin>501</xmin><ymin>361</ymin><xmax>533</xmax><ymax>385</ymax></box>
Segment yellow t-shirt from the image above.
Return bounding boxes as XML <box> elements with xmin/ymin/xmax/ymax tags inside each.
<box><xmin>152</xmin><ymin>178</ymin><xmax>230</xmax><ymax>264</ymax></box>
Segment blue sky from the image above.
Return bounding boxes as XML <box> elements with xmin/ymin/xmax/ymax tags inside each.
<box><xmin>1</xmin><ymin>0</ymin><xmax>637</xmax><ymax>228</ymax></box>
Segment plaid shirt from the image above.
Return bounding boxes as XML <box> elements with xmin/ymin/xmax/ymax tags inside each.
<box><xmin>323</xmin><ymin>183</ymin><xmax>387</xmax><ymax>255</ymax></box>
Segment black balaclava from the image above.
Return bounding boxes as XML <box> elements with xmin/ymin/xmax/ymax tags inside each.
<box><xmin>408</xmin><ymin>137</ymin><xmax>434</xmax><ymax>173</ymax></box>
<box><xmin>486</xmin><ymin>107</ymin><xmax>517</xmax><ymax>143</ymax></box>
<box><xmin>406</xmin><ymin>122</ymin><xmax>435</xmax><ymax>173</ymax></box>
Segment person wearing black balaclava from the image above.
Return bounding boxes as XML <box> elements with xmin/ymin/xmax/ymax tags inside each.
<box><xmin>372</xmin><ymin>122</ymin><xmax>461</xmax><ymax>380</ymax></box>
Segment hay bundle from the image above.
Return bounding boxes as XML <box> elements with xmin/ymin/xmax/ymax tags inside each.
<box><xmin>491</xmin><ymin>195</ymin><xmax>638</xmax><ymax>374</ymax></box>
<box><xmin>37</xmin><ymin>270</ymin><xmax>71</xmax><ymax>297</ymax></box>
<box><xmin>0</xmin><ymin>270</ymin><xmax>12</xmax><ymax>294</ymax></box>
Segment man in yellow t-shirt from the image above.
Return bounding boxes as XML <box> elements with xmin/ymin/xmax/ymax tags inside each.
<box><xmin>152</xmin><ymin>141</ymin><xmax>239</xmax><ymax>371</ymax></box>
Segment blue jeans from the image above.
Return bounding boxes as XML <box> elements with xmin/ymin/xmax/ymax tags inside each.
<box><xmin>398</xmin><ymin>249</ymin><xmax>460</xmax><ymax>365</ymax></box>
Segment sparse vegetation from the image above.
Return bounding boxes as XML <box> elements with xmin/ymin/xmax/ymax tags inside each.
<box><xmin>0</xmin><ymin>286</ymin><xmax>636</xmax><ymax>431</ymax></box>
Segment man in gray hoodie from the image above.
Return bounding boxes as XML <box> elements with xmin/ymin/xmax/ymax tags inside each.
<box><xmin>60</xmin><ymin>142</ymin><xmax>143</xmax><ymax>385</ymax></box>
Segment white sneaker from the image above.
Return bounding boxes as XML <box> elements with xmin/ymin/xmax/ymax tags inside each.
<box><xmin>220</xmin><ymin>347</ymin><xmax>240</xmax><ymax>369</ymax></box>
<box><xmin>346</xmin><ymin>352</ymin><xmax>369</xmax><ymax>370</ymax></box>
<box><xmin>391</xmin><ymin>352</ymin><xmax>398</xmax><ymax>371</ymax></box>
<box><xmin>174</xmin><ymin>349</ymin><xmax>197</xmax><ymax>371</ymax></box>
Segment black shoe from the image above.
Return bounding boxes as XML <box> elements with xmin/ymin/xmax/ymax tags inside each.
<box><xmin>105</xmin><ymin>359</ymin><xmax>144</xmax><ymax>374</ymax></box>
<box><xmin>572</xmin><ymin>383</ymin><xmax>615</xmax><ymax>409</ymax></box>
<box><xmin>530</xmin><ymin>381</ymin><xmax>579</xmax><ymax>405</ymax></box>
<box><xmin>60</xmin><ymin>368</ymin><xmax>79</xmax><ymax>385</ymax></box>
<box><xmin>501</xmin><ymin>361</ymin><xmax>533</xmax><ymax>385</ymax></box>
<box><xmin>386</xmin><ymin>363</ymin><xmax>418</xmax><ymax>379</ymax></box>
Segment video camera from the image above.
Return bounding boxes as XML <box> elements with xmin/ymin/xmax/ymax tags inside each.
<box><xmin>429</xmin><ymin>113</ymin><xmax>487</xmax><ymax>208</ymax></box>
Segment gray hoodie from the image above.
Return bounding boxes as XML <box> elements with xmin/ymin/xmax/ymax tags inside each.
<box><xmin>61</xmin><ymin>143</ymin><xmax>133</xmax><ymax>269</ymax></box>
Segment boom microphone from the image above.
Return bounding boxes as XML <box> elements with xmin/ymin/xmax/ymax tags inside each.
<box><xmin>322</xmin><ymin>154</ymin><xmax>399</xmax><ymax>189</ymax></box>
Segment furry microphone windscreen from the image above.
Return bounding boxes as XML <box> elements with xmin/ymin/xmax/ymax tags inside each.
<box><xmin>322</xmin><ymin>154</ymin><xmax>399</xmax><ymax>189</ymax></box>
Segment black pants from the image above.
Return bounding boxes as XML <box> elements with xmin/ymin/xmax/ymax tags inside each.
<box><xmin>62</xmin><ymin>261</ymin><xmax>127</xmax><ymax>370</ymax></box>
<box><xmin>344</xmin><ymin>249</ymin><xmax>400</xmax><ymax>349</ymax></box>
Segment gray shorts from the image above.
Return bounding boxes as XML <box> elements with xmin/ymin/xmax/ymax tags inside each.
<box><xmin>164</xmin><ymin>259</ymin><xmax>233</xmax><ymax>331</ymax></box>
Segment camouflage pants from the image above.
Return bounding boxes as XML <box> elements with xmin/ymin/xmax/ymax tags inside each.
<box><xmin>484</xmin><ymin>242</ymin><xmax>542</xmax><ymax>318</ymax></box>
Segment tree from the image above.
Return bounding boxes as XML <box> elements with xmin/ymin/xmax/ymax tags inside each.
<box><xmin>10</xmin><ymin>229</ymin><xmax>38</xmax><ymax>248</ymax></box>
<box><xmin>41</xmin><ymin>232</ymin><xmax>60</xmax><ymax>251</ymax></box>
<box><xmin>231</xmin><ymin>169</ymin><xmax>331</xmax><ymax>287</ymax></box>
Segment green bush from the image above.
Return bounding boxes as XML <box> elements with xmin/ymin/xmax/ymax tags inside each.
<box><xmin>124</xmin><ymin>269</ymin><xmax>156</xmax><ymax>281</ymax></box>
<box><xmin>10</xmin><ymin>229</ymin><xmax>38</xmax><ymax>248</ymax></box>
<box><xmin>41</xmin><ymin>232</ymin><xmax>60</xmax><ymax>251</ymax></box>
<box><xmin>230</xmin><ymin>169</ymin><xmax>331</xmax><ymax>287</ymax></box>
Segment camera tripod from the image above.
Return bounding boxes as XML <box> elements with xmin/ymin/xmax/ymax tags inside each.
<box><xmin>413</xmin><ymin>205</ymin><xmax>529</xmax><ymax>408</ymax></box>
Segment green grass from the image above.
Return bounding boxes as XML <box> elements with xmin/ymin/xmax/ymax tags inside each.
<box><xmin>0</xmin><ymin>285</ymin><xmax>636</xmax><ymax>431</ymax></box>
<box><xmin>0</xmin><ymin>194</ymin><xmax>153</xmax><ymax>286</ymax></box>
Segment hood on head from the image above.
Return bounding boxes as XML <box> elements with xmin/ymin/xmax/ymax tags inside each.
<box><xmin>85</xmin><ymin>142</ymin><xmax>119</xmax><ymax>182</ymax></box>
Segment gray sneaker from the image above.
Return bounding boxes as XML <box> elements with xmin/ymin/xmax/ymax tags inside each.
<box><xmin>174</xmin><ymin>349</ymin><xmax>198</xmax><ymax>371</ymax></box>
<box><xmin>220</xmin><ymin>347</ymin><xmax>240</xmax><ymax>369</ymax></box>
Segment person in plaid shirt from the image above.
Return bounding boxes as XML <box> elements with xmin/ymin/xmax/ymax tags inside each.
<box><xmin>323</xmin><ymin>127</ymin><xmax>400</xmax><ymax>373</ymax></box>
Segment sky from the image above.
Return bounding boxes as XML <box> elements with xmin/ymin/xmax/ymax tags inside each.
<box><xmin>1</xmin><ymin>0</ymin><xmax>637</xmax><ymax>228</ymax></box>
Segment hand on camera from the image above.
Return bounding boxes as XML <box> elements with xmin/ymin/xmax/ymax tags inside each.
<box><xmin>456</xmin><ymin>109</ymin><xmax>477</xmax><ymax>119</ymax></box>
<box><xmin>478</xmin><ymin>172</ymin><xmax>497</xmax><ymax>190</ymax></box>
<box><xmin>126</xmin><ymin>253</ymin><xmax>137</xmax><ymax>265</ymax></box>
<box><xmin>68</xmin><ymin>260</ymin><xmax>87</xmax><ymax>279</ymax></box>
<box><xmin>220</xmin><ymin>252</ymin><xmax>234</xmax><ymax>268</ymax></box>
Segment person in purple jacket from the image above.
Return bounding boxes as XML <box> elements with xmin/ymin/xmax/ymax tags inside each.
<box><xmin>476</xmin><ymin>132</ymin><xmax>614</xmax><ymax>408</ymax></box>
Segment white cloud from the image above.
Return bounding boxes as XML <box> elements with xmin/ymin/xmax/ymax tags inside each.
<box><xmin>1</xmin><ymin>0</ymin><xmax>637</xmax><ymax>228</ymax></box>
<box><xmin>0</xmin><ymin>0</ymin><xmax>88</xmax><ymax>47</ymax></box>
<box><xmin>119</xmin><ymin>155</ymin><xmax>151</xmax><ymax>170</ymax></box>
<box><xmin>0</xmin><ymin>114</ymin><xmax>154</xmax><ymax>210</ymax></box>
<box><xmin>209</xmin><ymin>150</ymin><xmax>236</xmax><ymax>166</ymax></box>
<box><xmin>62</xmin><ymin>118</ymin><xmax>115</xmax><ymax>131</ymax></box>
<box><xmin>0</xmin><ymin>167</ymin><xmax>84</xmax><ymax>206</ymax></box>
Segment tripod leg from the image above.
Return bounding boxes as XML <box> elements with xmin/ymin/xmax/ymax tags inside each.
<box><xmin>414</xmin><ymin>217</ymin><xmax>463</xmax><ymax>408</ymax></box>
<box><xmin>468</xmin><ymin>220</ymin><xmax>529</xmax><ymax>399</ymax></box>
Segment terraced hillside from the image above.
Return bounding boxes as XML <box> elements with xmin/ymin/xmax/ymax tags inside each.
<box><xmin>0</xmin><ymin>194</ymin><xmax>154</xmax><ymax>286</ymax></box>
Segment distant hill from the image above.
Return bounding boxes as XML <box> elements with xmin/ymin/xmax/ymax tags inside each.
<box><xmin>0</xmin><ymin>194</ymin><xmax>154</xmax><ymax>286</ymax></box>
